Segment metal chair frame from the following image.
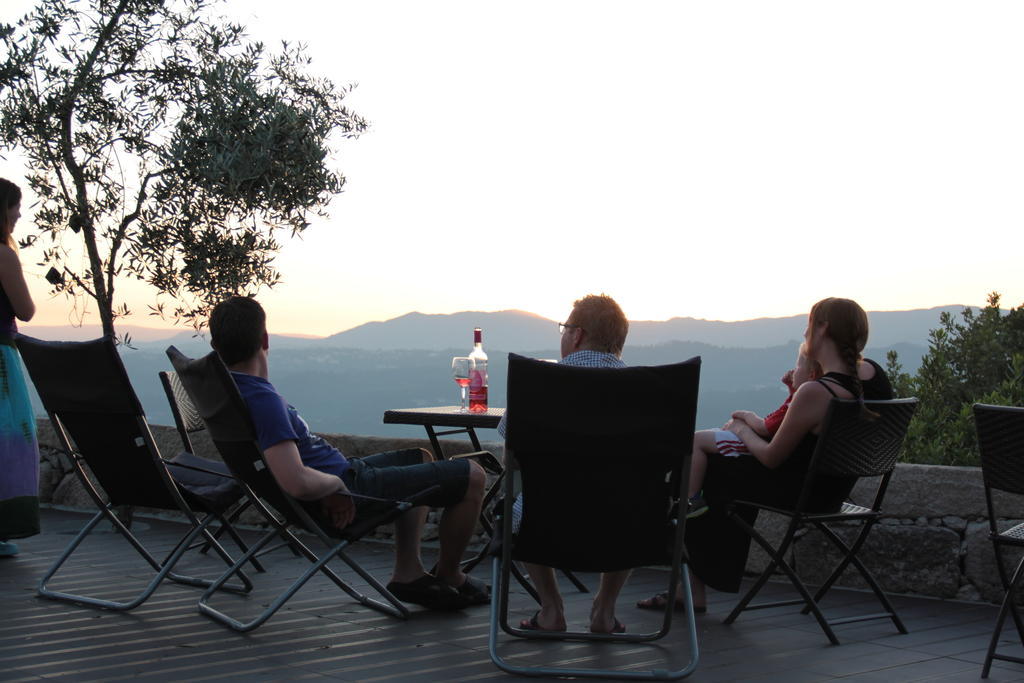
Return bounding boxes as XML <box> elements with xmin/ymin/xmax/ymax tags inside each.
<box><xmin>166</xmin><ymin>346</ymin><xmax>440</xmax><ymax>632</ymax></box>
<box><xmin>18</xmin><ymin>335</ymin><xmax>253</xmax><ymax>611</ymax></box>
<box><xmin>489</xmin><ymin>354</ymin><xmax>702</xmax><ymax>680</ymax></box>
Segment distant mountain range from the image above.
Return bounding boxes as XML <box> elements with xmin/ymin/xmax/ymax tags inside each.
<box><xmin>23</xmin><ymin>304</ymin><xmax>973</xmax><ymax>352</ymax></box>
<box><xmin>321</xmin><ymin>306</ymin><xmax>968</xmax><ymax>351</ymax></box>
<box><xmin>20</xmin><ymin>305</ymin><xmax>963</xmax><ymax>439</ymax></box>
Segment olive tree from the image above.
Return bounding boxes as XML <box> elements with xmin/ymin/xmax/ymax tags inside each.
<box><xmin>0</xmin><ymin>0</ymin><xmax>366</xmax><ymax>338</ymax></box>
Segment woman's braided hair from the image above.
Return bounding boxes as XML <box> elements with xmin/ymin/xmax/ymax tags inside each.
<box><xmin>809</xmin><ymin>297</ymin><xmax>874</xmax><ymax>416</ymax></box>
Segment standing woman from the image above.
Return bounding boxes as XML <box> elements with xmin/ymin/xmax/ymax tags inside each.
<box><xmin>0</xmin><ymin>178</ymin><xmax>38</xmax><ymax>557</ymax></box>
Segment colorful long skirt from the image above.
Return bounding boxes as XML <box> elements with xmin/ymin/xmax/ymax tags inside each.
<box><xmin>0</xmin><ymin>340</ymin><xmax>39</xmax><ymax>540</ymax></box>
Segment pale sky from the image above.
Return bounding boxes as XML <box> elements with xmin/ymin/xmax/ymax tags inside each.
<box><xmin>5</xmin><ymin>1</ymin><xmax>1023</xmax><ymax>336</ymax></box>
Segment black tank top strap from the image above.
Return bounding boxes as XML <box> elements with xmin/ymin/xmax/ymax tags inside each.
<box><xmin>817</xmin><ymin>372</ymin><xmax>860</xmax><ymax>398</ymax></box>
<box><xmin>817</xmin><ymin>378</ymin><xmax>840</xmax><ymax>397</ymax></box>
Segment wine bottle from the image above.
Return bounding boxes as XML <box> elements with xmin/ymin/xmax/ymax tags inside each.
<box><xmin>468</xmin><ymin>327</ymin><xmax>488</xmax><ymax>412</ymax></box>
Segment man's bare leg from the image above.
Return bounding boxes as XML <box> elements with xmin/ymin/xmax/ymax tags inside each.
<box><xmin>435</xmin><ymin>459</ymin><xmax>486</xmax><ymax>589</ymax></box>
<box><xmin>387</xmin><ymin>448</ymin><xmax>485</xmax><ymax>586</ymax></box>
<box><xmin>390</xmin><ymin>505</ymin><xmax>430</xmax><ymax>583</ymax></box>
<box><xmin>589</xmin><ymin>570</ymin><xmax>631</xmax><ymax>633</ymax></box>
<box><xmin>389</xmin><ymin>449</ymin><xmax>433</xmax><ymax>583</ymax></box>
<box><xmin>522</xmin><ymin>563</ymin><xmax>566</xmax><ymax>630</ymax></box>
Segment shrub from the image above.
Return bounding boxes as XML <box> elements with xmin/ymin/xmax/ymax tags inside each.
<box><xmin>887</xmin><ymin>293</ymin><xmax>1024</xmax><ymax>466</ymax></box>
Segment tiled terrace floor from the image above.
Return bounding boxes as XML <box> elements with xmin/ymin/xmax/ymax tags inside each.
<box><xmin>3</xmin><ymin>509</ymin><xmax>1024</xmax><ymax>682</ymax></box>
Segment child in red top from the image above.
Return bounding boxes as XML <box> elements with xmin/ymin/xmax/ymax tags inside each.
<box><xmin>687</xmin><ymin>343</ymin><xmax>822</xmax><ymax>516</ymax></box>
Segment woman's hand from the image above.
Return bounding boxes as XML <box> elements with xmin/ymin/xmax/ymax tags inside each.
<box><xmin>727</xmin><ymin>420</ymin><xmax>751</xmax><ymax>438</ymax></box>
<box><xmin>730</xmin><ymin>410</ymin><xmax>755</xmax><ymax>424</ymax></box>
<box><xmin>730</xmin><ymin>410</ymin><xmax>769</xmax><ymax>437</ymax></box>
<box><xmin>733</xmin><ymin>382</ymin><xmax>834</xmax><ymax>469</ymax></box>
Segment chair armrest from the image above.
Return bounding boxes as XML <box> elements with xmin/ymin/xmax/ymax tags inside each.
<box><xmin>327</xmin><ymin>484</ymin><xmax>443</xmax><ymax>509</ymax></box>
<box><xmin>449</xmin><ymin>450</ymin><xmax>502</xmax><ymax>475</ymax></box>
<box><xmin>325</xmin><ymin>484</ymin><xmax>442</xmax><ymax>540</ymax></box>
<box><xmin>163</xmin><ymin>458</ymin><xmax>236</xmax><ymax>480</ymax></box>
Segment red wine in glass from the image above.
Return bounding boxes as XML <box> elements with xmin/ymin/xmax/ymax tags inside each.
<box><xmin>451</xmin><ymin>357</ymin><xmax>473</xmax><ymax>412</ymax></box>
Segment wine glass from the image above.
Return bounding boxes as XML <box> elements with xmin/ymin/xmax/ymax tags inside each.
<box><xmin>452</xmin><ymin>357</ymin><xmax>474</xmax><ymax>412</ymax></box>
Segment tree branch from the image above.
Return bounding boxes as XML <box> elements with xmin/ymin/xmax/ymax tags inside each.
<box><xmin>63</xmin><ymin>269</ymin><xmax>96</xmax><ymax>299</ymax></box>
<box><xmin>59</xmin><ymin>0</ymin><xmax>133</xmax><ymax>337</ymax></box>
<box><xmin>106</xmin><ymin>168</ymin><xmax>166</xmax><ymax>296</ymax></box>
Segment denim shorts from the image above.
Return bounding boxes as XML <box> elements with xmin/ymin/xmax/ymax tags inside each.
<box><xmin>343</xmin><ymin>448</ymin><xmax>470</xmax><ymax>508</ymax></box>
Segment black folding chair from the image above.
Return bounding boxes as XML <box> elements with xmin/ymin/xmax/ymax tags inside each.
<box><xmin>166</xmin><ymin>346</ymin><xmax>440</xmax><ymax>632</ymax></box>
<box><xmin>975</xmin><ymin>403</ymin><xmax>1024</xmax><ymax>678</ymax></box>
<box><xmin>18</xmin><ymin>335</ymin><xmax>254</xmax><ymax>610</ymax></box>
<box><xmin>160</xmin><ymin>370</ymin><xmax>301</xmax><ymax>566</ymax></box>
<box><xmin>489</xmin><ymin>354</ymin><xmax>702</xmax><ymax>680</ymax></box>
<box><xmin>724</xmin><ymin>398</ymin><xmax>918</xmax><ymax>645</ymax></box>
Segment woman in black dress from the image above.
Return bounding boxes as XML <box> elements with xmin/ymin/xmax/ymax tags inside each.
<box><xmin>638</xmin><ymin>297</ymin><xmax>893</xmax><ymax>612</ymax></box>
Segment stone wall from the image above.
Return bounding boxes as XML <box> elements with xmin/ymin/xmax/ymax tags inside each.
<box><xmin>747</xmin><ymin>464</ymin><xmax>1023</xmax><ymax>603</ymax></box>
<box><xmin>36</xmin><ymin>418</ymin><xmax>1021</xmax><ymax>604</ymax></box>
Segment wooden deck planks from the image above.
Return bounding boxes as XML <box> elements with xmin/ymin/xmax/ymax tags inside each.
<box><xmin>2</xmin><ymin>509</ymin><xmax>1023</xmax><ymax>682</ymax></box>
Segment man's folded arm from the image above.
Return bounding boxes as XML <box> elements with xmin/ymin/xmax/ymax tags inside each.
<box><xmin>263</xmin><ymin>440</ymin><xmax>346</xmax><ymax>501</ymax></box>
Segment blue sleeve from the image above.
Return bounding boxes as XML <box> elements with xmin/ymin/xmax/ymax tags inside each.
<box><xmin>238</xmin><ymin>379</ymin><xmax>300</xmax><ymax>451</ymax></box>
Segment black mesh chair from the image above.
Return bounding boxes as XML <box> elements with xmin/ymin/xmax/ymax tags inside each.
<box><xmin>489</xmin><ymin>354</ymin><xmax>702</xmax><ymax>680</ymax></box>
<box><xmin>166</xmin><ymin>346</ymin><xmax>441</xmax><ymax>632</ymax></box>
<box><xmin>160</xmin><ymin>370</ymin><xmax>301</xmax><ymax>567</ymax></box>
<box><xmin>723</xmin><ymin>398</ymin><xmax>918</xmax><ymax>645</ymax></box>
<box><xmin>18</xmin><ymin>335</ymin><xmax>254</xmax><ymax>610</ymax></box>
<box><xmin>160</xmin><ymin>369</ymin><xmax>208</xmax><ymax>460</ymax></box>
<box><xmin>975</xmin><ymin>403</ymin><xmax>1024</xmax><ymax>678</ymax></box>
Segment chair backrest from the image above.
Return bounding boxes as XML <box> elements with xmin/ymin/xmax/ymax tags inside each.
<box><xmin>811</xmin><ymin>399</ymin><xmax>919</xmax><ymax>478</ymax></box>
<box><xmin>165</xmin><ymin>345</ymin><xmax>311</xmax><ymax>528</ymax></box>
<box><xmin>794</xmin><ymin>398</ymin><xmax>917</xmax><ymax>514</ymax></box>
<box><xmin>504</xmin><ymin>353</ymin><xmax>701</xmax><ymax>572</ymax></box>
<box><xmin>974</xmin><ymin>403</ymin><xmax>1024</xmax><ymax>496</ymax></box>
<box><xmin>17</xmin><ymin>334</ymin><xmax>179</xmax><ymax>509</ymax></box>
<box><xmin>159</xmin><ymin>370</ymin><xmax>206</xmax><ymax>454</ymax></box>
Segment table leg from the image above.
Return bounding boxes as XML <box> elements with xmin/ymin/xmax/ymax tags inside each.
<box><xmin>423</xmin><ymin>425</ymin><xmax>445</xmax><ymax>460</ymax></box>
<box><xmin>423</xmin><ymin>425</ymin><xmax>484</xmax><ymax>460</ymax></box>
<box><xmin>467</xmin><ymin>427</ymin><xmax>482</xmax><ymax>452</ymax></box>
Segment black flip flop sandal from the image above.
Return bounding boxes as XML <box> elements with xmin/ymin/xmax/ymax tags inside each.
<box><xmin>636</xmin><ymin>591</ymin><xmax>706</xmax><ymax>614</ymax></box>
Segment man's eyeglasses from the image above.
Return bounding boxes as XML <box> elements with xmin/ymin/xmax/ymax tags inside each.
<box><xmin>558</xmin><ymin>322</ymin><xmax>582</xmax><ymax>335</ymax></box>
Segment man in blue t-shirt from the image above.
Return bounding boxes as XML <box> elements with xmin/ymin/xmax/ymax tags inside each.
<box><xmin>209</xmin><ymin>296</ymin><xmax>488</xmax><ymax>611</ymax></box>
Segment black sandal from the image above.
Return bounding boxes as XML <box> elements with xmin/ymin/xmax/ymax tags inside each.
<box><xmin>387</xmin><ymin>575</ymin><xmax>463</xmax><ymax>611</ymax></box>
<box><xmin>520</xmin><ymin>610</ymin><xmax>566</xmax><ymax>631</ymax></box>
<box><xmin>636</xmin><ymin>591</ymin><xmax>706</xmax><ymax>614</ymax></box>
<box><xmin>455</xmin><ymin>574</ymin><xmax>490</xmax><ymax>606</ymax></box>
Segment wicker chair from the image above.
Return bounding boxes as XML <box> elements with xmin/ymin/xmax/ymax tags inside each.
<box><xmin>975</xmin><ymin>403</ymin><xmax>1024</xmax><ymax>678</ymax></box>
<box><xmin>724</xmin><ymin>398</ymin><xmax>918</xmax><ymax>644</ymax></box>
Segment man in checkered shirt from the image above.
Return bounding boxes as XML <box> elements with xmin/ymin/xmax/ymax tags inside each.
<box><xmin>500</xmin><ymin>294</ymin><xmax>631</xmax><ymax>635</ymax></box>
